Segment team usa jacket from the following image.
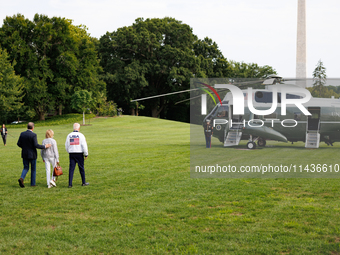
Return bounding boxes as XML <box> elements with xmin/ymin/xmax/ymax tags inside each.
<box><xmin>65</xmin><ymin>131</ymin><xmax>88</xmax><ymax>157</ymax></box>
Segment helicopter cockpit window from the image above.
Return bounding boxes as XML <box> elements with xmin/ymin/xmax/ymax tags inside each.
<box><xmin>216</xmin><ymin>105</ymin><xmax>229</xmax><ymax>118</ymax></box>
<box><xmin>209</xmin><ymin>105</ymin><xmax>219</xmax><ymax>117</ymax></box>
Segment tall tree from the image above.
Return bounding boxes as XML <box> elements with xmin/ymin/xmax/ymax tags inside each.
<box><xmin>0</xmin><ymin>14</ymin><xmax>105</xmax><ymax>120</ymax></box>
<box><xmin>0</xmin><ymin>14</ymin><xmax>72</xmax><ymax>120</ymax></box>
<box><xmin>98</xmin><ymin>17</ymin><xmax>197</xmax><ymax>118</ymax></box>
<box><xmin>308</xmin><ymin>60</ymin><xmax>338</xmax><ymax>98</ymax></box>
<box><xmin>228</xmin><ymin>61</ymin><xmax>277</xmax><ymax>79</ymax></box>
<box><xmin>0</xmin><ymin>48</ymin><xmax>24</xmax><ymax>123</ymax></box>
<box><xmin>193</xmin><ymin>37</ymin><xmax>231</xmax><ymax>78</ymax></box>
<box><xmin>98</xmin><ymin>17</ymin><xmax>278</xmax><ymax>120</ymax></box>
<box><xmin>69</xmin><ymin>25</ymin><xmax>106</xmax><ymax>113</ymax></box>
<box><xmin>312</xmin><ymin>59</ymin><xmax>327</xmax><ymax>97</ymax></box>
<box><xmin>71</xmin><ymin>90</ymin><xmax>93</xmax><ymax>125</ymax></box>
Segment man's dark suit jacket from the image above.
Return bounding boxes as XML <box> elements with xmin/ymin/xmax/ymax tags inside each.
<box><xmin>17</xmin><ymin>130</ymin><xmax>45</xmax><ymax>159</ymax></box>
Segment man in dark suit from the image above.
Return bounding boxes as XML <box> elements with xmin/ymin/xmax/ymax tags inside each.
<box><xmin>17</xmin><ymin>122</ymin><xmax>51</xmax><ymax>188</ymax></box>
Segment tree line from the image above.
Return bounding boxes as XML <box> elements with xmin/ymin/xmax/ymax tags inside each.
<box><xmin>0</xmin><ymin>14</ymin><xmax>277</xmax><ymax>124</ymax></box>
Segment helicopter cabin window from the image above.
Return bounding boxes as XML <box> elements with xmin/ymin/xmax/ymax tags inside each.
<box><xmin>216</xmin><ymin>105</ymin><xmax>229</xmax><ymax>118</ymax></box>
<box><xmin>255</xmin><ymin>91</ymin><xmax>274</xmax><ymax>103</ymax></box>
<box><xmin>254</xmin><ymin>92</ymin><xmax>303</xmax><ymax>103</ymax></box>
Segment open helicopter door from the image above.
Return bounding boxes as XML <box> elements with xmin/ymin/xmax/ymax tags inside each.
<box><xmin>224</xmin><ymin>105</ymin><xmax>242</xmax><ymax>147</ymax></box>
<box><xmin>305</xmin><ymin>107</ymin><xmax>320</xmax><ymax>148</ymax></box>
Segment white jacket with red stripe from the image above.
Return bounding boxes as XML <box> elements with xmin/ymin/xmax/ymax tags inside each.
<box><xmin>65</xmin><ymin>131</ymin><xmax>88</xmax><ymax>156</ymax></box>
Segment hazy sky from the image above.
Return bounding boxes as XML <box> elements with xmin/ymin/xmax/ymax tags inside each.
<box><xmin>1</xmin><ymin>0</ymin><xmax>339</xmax><ymax>78</ymax></box>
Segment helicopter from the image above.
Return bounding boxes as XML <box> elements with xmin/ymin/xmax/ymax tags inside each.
<box><xmin>131</xmin><ymin>76</ymin><xmax>340</xmax><ymax>149</ymax></box>
<box><xmin>200</xmin><ymin>76</ymin><xmax>340</xmax><ymax>149</ymax></box>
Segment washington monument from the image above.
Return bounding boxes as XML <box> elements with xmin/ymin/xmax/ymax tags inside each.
<box><xmin>296</xmin><ymin>0</ymin><xmax>306</xmax><ymax>80</ymax></box>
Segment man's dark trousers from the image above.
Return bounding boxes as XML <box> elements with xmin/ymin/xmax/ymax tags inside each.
<box><xmin>21</xmin><ymin>159</ymin><xmax>37</xmax><ymax>186</ymax></box>
<box><xmin>69</xmin><ymin>153</ymin><xmax>85</xmax><ymax>186</ymax></box>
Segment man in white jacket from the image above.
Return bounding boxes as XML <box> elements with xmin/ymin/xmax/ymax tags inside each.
<box><xmin>65</xmin><ymin>123</ymin><xmax>89</xmax><ymax>188</ymax></box>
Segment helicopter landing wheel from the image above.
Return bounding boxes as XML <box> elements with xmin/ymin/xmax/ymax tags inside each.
<box><xmin>247</xmin><ymin>142</ymin><xmax>256</xmax><ymax>149</ymax></box>
<box><xmin>257</xmin><ymin>138</ymin><xmax>266</xmax><ymax>147</ymax></box>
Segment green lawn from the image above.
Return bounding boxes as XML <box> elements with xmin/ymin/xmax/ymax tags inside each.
<box><xmin>0</xmin><ymin>116</ymin><xmax>340</xmax><ymax>254</ymax></box>
<box><xmin>190</xmin><ymin>124</ymin><xmax>340</xmax><ymax>178</ymax></box>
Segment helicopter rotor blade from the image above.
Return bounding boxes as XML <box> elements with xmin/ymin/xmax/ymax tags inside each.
<box><xmin>174</xmin><ymin>95</ymin><xmax>201</xmax><ymax>105</ymax></box>
<box><xmin>130</xmin><ymin>88</ymin><xmax>196</xmax><ymax>102</ymax></box>
<box><xmin>174</xmin><ymin>88</ymin><xmax>233</xmax><ymax>105</ymax></box>
<box><xmin>131</xmin><ymin>77</ymin><xmax>280</xmax><ymax>104</ymax></box>
<box><xmin>130</xmin><ymin>85</ymin><xmax>230</xmax><ymax>102</ymax></box>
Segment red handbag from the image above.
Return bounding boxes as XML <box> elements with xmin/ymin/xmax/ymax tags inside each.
<box><xmin>53</xmin><ymin>163</ymin><xmax>63</xmax><ymax>177</ymax></box>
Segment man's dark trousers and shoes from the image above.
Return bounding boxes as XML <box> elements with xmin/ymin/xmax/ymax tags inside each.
<box><xmin>18</xmin><ymin>178</ymin><xmax>25</xmax><ymax>188</ymax></box>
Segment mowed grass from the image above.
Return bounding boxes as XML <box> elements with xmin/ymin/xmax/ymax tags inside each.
<box><xmin>190</xmin><ymin>124</ymin><xmax>340</xmax><ymax>178</ymax></box>
<box><xmin>0</xmin><ymin>116</ymin><xmax>340</xmax><ymax>254</ymax></box>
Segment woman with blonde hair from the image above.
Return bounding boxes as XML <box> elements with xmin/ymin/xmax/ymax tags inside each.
<box><xmin>41</xmin><ymin>129</ymin><xmax>59</xmax><ymax>188</ymax></box>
